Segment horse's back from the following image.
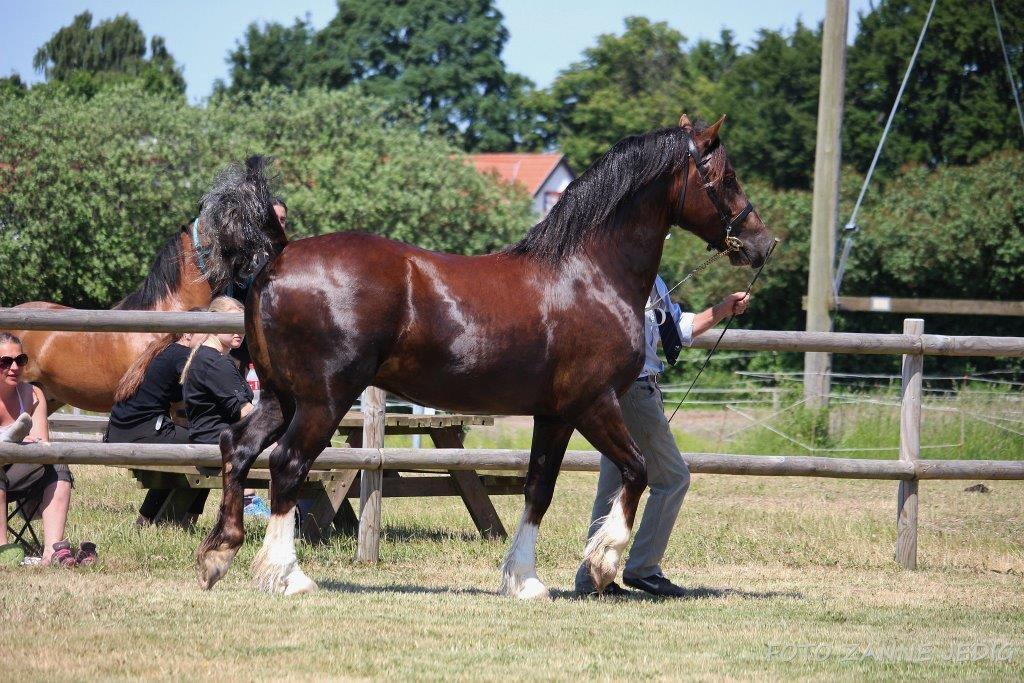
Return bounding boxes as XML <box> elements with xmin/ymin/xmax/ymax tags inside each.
<box><xmin>9</xmin><ymin>301</ymin><xmax>130</xmax><ymax>410</ymax></box>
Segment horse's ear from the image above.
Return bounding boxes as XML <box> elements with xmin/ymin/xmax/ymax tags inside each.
<box><xmin>679</xmin><ymin>113</ymin><xmax>693</xmax><ymax>130</ymax></box>
<box><xmin>700</xmin><ymin>115</ymin><xmax>726</xmax><ymax>144</ymax></box>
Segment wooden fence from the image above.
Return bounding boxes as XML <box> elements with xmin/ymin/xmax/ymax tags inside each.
<box><xmin>801</xmin><ymin>295</ymin><xmax>1024</xmax><ymax>317</ymax></box>
<box><xmin>1</xmin><ymin>307</ymin><xmax>1022</xmax><ymax>568</ymax></box>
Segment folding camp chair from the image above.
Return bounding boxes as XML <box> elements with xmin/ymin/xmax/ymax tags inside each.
<box><xmin>5</xmin><ymin>473</ymin><xmax>46</xmax><ymax>556</ymax></box>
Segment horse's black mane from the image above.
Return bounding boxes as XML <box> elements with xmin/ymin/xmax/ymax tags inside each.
<box><xmin>113</xmin><ymin>155</ymin><xmax>278</xmax><ymax>310</ymax></box>
<box><xmin>506</xmin><ymin>122</ymin><xmax>723</xmax><ymax>261</ymax></box>
<box><xmin>114</xmin><ymin>231</ymin><xmax>184</xmax><ymax>310</ymax></box>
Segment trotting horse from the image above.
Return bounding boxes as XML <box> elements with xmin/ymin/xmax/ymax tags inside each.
<box><xmin>196</xmin><ymin>114</ymin><xmax>775</xmax><ymax>597</ymax></box>
<box><xmin>11</xmin><ymin>157</ymin><xmax>287</xmax><ymax>413</ymax></box>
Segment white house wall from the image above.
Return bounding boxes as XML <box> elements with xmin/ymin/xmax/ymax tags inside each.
<box><xmin>533</xmin><ymin>162</ymin><xmax>575</xmax><ymax>216</ymax></box>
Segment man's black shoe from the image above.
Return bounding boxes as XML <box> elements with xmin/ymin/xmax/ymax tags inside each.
<box><xmin>623</xmin><ymin>574</ymin><xmax>687</xmax><ymax>598</ymax></box>
<box><xmin>578</xmin><ymin>581</ymin><xmax>630</xmax><ymax>598</ymax></box>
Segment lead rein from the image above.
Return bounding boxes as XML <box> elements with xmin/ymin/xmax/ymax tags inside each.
<box><xmin>666</xmin><ymin>237</ymin><xmax>780</xmax><ymax>424</ymax></box>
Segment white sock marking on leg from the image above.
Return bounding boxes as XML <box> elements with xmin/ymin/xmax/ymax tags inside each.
<box><xmin>500</xmin><ymin>511</ymin><xmax>549</xmax><ymax>599</ymax></box>
<box><xmin>264</xmin><ymin>509</ymin><xmax>297</xmax><ymax>566</ymax></box>
<box><xmin>253</xmin><ymin>506</ymin><xmax>316</xmax><ymax>594</ymax></box>
<box><xmin>583</xmin><ymin>494</ymin><xmax>630</xmax><ymax>591</ymax></box>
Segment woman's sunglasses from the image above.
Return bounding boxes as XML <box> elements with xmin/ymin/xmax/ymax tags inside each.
<box><xmin>0</xmin><ymin>354</ymin><xmax>29</xmax><ymax>370</ymax></box>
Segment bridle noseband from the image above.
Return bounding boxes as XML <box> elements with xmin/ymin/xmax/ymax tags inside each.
<box><xmin>679</xmin><ymin>134</ymin><xmax>754</xmax><ymax>254</ymax></box>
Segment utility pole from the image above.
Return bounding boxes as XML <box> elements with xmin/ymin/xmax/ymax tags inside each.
<box><xmin>804</xmin><ymin>0</ymin><xmax>849</xmax><ymax>407</ymax></box>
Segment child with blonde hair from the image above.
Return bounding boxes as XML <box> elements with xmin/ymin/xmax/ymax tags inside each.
<box><xmin>181</xmin><ymin>297</ymin><xmax>263</xmax><ymax>517</ymax></box>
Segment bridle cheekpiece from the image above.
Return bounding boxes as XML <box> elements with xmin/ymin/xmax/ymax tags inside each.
<box><xmin>678</xmin><ymin>133</ymin><xmax>754</xmax><ymax>254</ymax></box>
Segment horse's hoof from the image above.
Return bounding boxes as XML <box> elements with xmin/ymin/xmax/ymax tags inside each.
<box><xmin>583</xmin><ymin>508</ymin><xmax>629</xmax><ymax>594</ymax></box>
<box><xmin>283</xmin><ymin>566</ymin><xmax>318</xmax><ymax>595</ymax></box>
<box><xmin>499</xmin><ymin>565</ymin><xmax>550</xmax><ymax>600</ymax></box>
<box><xmin>583</xmin><ymin>543</ymin><xmax>620</xmax><ymax>594</ymax></box>
<box><xmin>196</xmin><ymin>546</ymin><xmax>236</xmax><ymax>590</ymax></box>
<box><xmin>252</xmin><ymin>545</ymin><xmax>310</xmax><ymax>595</ymax></box>
<box><xmin>253</xmin><ymin>558</ymin><xmax>292</xmax><ymax>593</ymax></box>
<box><xmin>515</xmin><ymin>577</ymin><xmax>551</xmax><ymax>601</ymax></box>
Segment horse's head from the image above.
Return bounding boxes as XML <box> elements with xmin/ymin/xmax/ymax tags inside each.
<box><xmin>198</xmin><ymin>155</ymin><xmax>289</xmax><ymax>294</ymax></box>
<box><xmin>672</xmin><ymin>114</ymin><xmax>775</xmax><ymax>268</ymax></box>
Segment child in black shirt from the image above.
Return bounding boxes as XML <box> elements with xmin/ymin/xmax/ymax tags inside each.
<box><xmin>180</xmin><ymin>297</ymin><xmax>254</xmax><ymax>445</ymax></box>
<box><xmin>108</xmin><ymin>331</ymin><xmax>199</xmax><ymax>525</ymax></box>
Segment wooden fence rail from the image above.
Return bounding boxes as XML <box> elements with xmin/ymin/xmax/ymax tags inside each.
<box><xmin>2</xmin><ymin>442</ymin><xmax>1023</xmax><ymax>481</ymax></box>
<box><xmin>801</xmin><ymin>295</ymin><xmax>1024</xmax><ymax>317</ymax></box>
<box><xmin>2</xmin><ymin>308</ymin><xmax>1023</xmax><ymax>357</ymax></box>
<box><xmin>2</xmin><ymin>308</ymin><xmax>1022</xmax><ymax>569</ymax></box>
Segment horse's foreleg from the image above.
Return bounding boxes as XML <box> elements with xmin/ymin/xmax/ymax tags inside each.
<box><xmin>252</xmin><ymin>402</ymin><xmax>343</xmax><ymax>595</ymax></box>
<box><xmin>501</xmin><ymin>415</ymin><xmax>573</xmax><ymax>600</ymax></box>
<box><xmin>196</xmin><ymin>390</ymin><xmax>287</xmax><ymax>590</ymax></box>
<box><xmin>572</xmin><ymin>392</ymin><xmax>648</xmax><ymax>594</ymax></box>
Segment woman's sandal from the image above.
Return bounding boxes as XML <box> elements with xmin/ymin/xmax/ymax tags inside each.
<box><xmin>75</xmin><ymin>542</ymin><xmax>98</xmax><ymax>566</ymax></box>
<box><xmin>48</xmin><ymin>540</ymin><xmax>77</xmax><ymax>568</ymax></box>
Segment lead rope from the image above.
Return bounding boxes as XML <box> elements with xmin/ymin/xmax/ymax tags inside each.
<box><xmin>646</xmin><ymin>238</ymin><xmax>743</xmax><ymax>315</ymax></box>
<box><xmin>667</xmin><ymin>237</ymin><xmax>780</xmax><ymax>424</ymax></box>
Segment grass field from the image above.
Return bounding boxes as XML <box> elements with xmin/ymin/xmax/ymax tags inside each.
<box><xmin>4</xmin><ymin>415</ymin><xmax>1023</xmax><ymax>680</ymax></box>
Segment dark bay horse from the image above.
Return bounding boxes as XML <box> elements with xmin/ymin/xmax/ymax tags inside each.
<box><xmin>196</xmin><ymin>114</ymin><xmax>775</xmax><ymax>597</ymax></box>
<box><xmin>12</xmin><ymin>157</ymin><xmax>287</xmax><ymax>412</ymax></box>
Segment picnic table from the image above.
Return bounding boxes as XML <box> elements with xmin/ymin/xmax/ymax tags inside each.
<box><xmin>48</xmin><ymin>412</ymin><xmax>521</xmax><ymax>542</ymax></box>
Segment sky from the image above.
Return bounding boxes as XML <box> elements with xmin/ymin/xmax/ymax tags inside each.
<box><xmin>1</xmin><ymin>0</ymin><xmax>877</xmax><ymax>103</ymax></box>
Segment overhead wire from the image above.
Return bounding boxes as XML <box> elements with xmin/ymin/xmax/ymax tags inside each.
<box><xmin>832</xmin><ymin>0</ymin><xmax>938</xmax><ymax>298</ymax></box>
<box><xmin>990</xmin><ymin>0</ymin><xmax>1024</xmax><ymax>140</ymax></box>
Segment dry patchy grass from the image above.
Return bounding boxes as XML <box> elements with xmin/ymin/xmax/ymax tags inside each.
<box><xmin>2</xmin><ymin>457</ymin><xmax>1023</xmax><ymax>680</ymax></box>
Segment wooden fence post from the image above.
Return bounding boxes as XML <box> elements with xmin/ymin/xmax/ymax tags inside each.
<box><xmin>896</xmin><ymin>318</ymin><xmax>923</xmax><ymax>569</ymax></box>
<box><xmin>357</xmin><ymin>386</ymin><xmax>385</xmax><ymax>563</ymax></box>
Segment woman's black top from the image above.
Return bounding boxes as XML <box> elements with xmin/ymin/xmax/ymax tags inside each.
<box><xmin>183</xmin><ymin>345</ymin><xmax>253</xmax><ymax>444</ymax></box>
<box><xmin>109</xmin><ymin>343</ymin><xmax>190</xmax><ymax>430</ymax></box>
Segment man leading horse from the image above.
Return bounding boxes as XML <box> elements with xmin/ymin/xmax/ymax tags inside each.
<box><xmin>575</xmin><ymin>277</ymin><xmax>750</xmax><ymax>598</ymax></box>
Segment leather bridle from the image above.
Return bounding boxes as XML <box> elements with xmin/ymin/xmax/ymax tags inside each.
<box><xmin>678</xmin><ymin>134</ymin><xmax>755</xmax><ymax>254</ymax></box>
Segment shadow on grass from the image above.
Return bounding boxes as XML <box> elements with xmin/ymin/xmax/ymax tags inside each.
<box><xmin>318</xmin><ymin>581</ymin><xmax>802</xmax><ymax>602</ymax></box>
<box><xmin>320</xmin><ymin>580</ymin><xmax>496</xmax><ymax>597</ymax></box>
<box><xmin>381</xmin><ymin>525</ymin><xmax>486</xmax><ymax>544</ymax></box>
<box><xmin>549</xmin><ymin>585</ymin><xmax>802</xmax><ymax>602</ymax></box>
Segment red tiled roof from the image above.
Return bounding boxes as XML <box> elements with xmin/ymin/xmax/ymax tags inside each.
<box><xmin>469</xmin><ymin>153</ymin><xmax>566</xmax><ymax>196</ymax></box>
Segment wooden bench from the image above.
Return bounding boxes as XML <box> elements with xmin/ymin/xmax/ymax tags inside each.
<box><xmin>48</xmin><ymin>412</ymin><xmax>521</xmax><ymax>542</ymax></box>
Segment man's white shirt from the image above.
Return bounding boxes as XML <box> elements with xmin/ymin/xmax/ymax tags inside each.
<box><xmin>641</xmin><ymin>275</ymin><xmax>695</xmax><ymax>378</ymax></box>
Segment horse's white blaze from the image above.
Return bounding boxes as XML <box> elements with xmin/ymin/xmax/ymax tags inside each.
<box><xmin>500</xmin><ymin>511</ymin><xmax>549</xmax><ymax>600</ymax></box>
<box><xmin>583</xmin><ymin>493</ymin><xmax>630</xmax><ymax>592</ymax></box>
<box><xmin>252</xmin><ymin>507</ymin><xmax>317</xmax><ymax>594</ymax></box>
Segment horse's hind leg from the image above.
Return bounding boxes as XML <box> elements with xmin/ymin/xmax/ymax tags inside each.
<box><xmin>196</xmin><ymin>388</ymin><xmax>288</xmax><ymax>590</ymax></box>
<box><xmin>572</xmin><ymin>391</ymin><xmax>648</xmax><ymax>594</ymax></box>
<box><xmin>500</xmin><ymin>415</ymin><xmax>573</xmax><ymax>600</ymax></box>
<box><xmin>252</xmin><ymin>401</ymin><xmax>348</xmax><ymax>595</ymax></box>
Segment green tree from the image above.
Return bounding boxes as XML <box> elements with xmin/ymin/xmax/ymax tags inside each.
<box><xmin>222</xmin><ymin>0</ymin><xmax>532</xmax><ymax>152</ymax></box>
<box><xmin>32</xmin><ymin>11</ymin><xmax>185</xmax><ymax>96</ymax></box>
<box><xmin>219</xmin><ymin>17</ymin><xmax>316</xmax><ymax>94</ymax></box>
<box><xmin>537</xmin><ymin>16</ymin><xmax>701</xmax><ymax>173</ymax></box>
<box><xmin>709</xmin><ymin>22</ymin><xmax>823</xmax><ymax>189</ymax></box>
<box><xmin>0</xmin><ymin>74</ymin><xmax>27</xmax><ymax>99</ymax></box>
<box><xmin>691</xmin><ymin>29</ymin><xmax>739</xmax><ymax>82</ymax></box>
<box><xmin>845</xmin><ymin>0</ymin><xmax>1024</xmax><ymax>175</ymax></box>
<box><xmin>0</xmin><ymin>85</ymin><xmax>533</xmax><ymax>308</ymax></box>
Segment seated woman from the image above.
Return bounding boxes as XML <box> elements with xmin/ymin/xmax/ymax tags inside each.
<box><xmin>106</xmin><ymin>328</ymin><xmax>199</xmax><ymax>526</ymax></box>
<box><xmin>0</xmin><ymin>332</ymin><xmax>94</xmax><ymax>566</ymax></box>
<box><xmin>181</xmin><ymin>297</ymin><xmax>256</xmax><ymax>515</ymax></box>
